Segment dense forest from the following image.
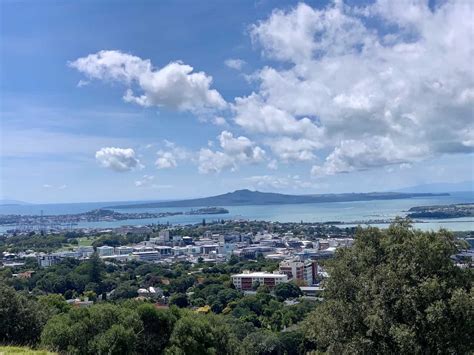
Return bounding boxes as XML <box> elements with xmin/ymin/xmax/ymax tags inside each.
<box><xmin>1</xmin><ymin>222</ymin><xmax>472</xmax><ymax>354</ymax></box>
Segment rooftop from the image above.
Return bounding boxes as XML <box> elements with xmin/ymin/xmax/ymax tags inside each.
<box><xmin>232</xmin><ymin>272</ymin><xmax>287</xmax><ymax>278</ymax></box>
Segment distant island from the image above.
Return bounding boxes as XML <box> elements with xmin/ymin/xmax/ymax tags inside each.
<box><xmin>185</xmin><ymin>207</ymin><xmax>229</xmax><ymax>215</ymax></box>
<box><xmin>108</xmin><ymin>189</ymin><xmax>450</xmax><ymax>209</ymax></box>
<box><xmin>407</xmin><ymin>203</ymin><xmax>474</xmax><ymax>219</ymax></box>
<box><xmin>0</xmin><ymin>207</ymin><xmax>230</xmax><ymax>226</ymax></box>
<box><xmin>0</xmin><ymin>199</ymin><xmax>31</xmax><ymax>206</ymax></box>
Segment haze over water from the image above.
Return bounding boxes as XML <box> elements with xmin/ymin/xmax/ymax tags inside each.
<box><xmin>1</xmin><ymin>192</ymin><xmax>473</xmax><ymax>232</ymax></box>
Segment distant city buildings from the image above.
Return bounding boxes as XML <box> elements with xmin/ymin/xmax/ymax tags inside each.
<box><xmin>0</xmin><ymin>225</ymin><xmax>360</xmax><ymax>277</ymax></box>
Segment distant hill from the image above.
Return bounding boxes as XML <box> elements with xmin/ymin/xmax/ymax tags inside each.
<box><xmin>396</xmin><ymin>180</ymin><xmax>473</xmax><ymax>193</ymax></box>
<box><xmin>108</xmin><ymin>189</ymin><xmax>449</xmax><ymax>209</ymax></box>
<box><xmin>0</xmin><ymin>199</ymin><xmax>31</xmax><ymax>206</ymax></box>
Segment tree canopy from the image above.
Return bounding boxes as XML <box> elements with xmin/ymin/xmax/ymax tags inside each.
<box><xmin>305</xmin><ymin>221</ymin><xmax>473</xmax><ymax>354</ymax></box>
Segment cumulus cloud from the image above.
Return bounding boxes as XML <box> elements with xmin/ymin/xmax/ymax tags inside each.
<box><xmin>266</xmin><ymin>137</ymin><xmax>320</xmax><ymax>161</ymax></box>
<box><xmin>155</xmin><ymin>141</ymin><xmax>189</xmax><ymax>169</ymax></box>
<box><xmin>311</xmin><ymin>137</ymin><xmax>427</xmax><ymax>176</ymax></box>
<box><xmin>238</xmin><ymin>0</ymin><xmax>474</xmax><ymax>175</ymax></box>
<box><xmin>135</xmin><ymin>175</ymin><xmax>172</xmax><ymax>189</ymax></box>
<box><xmin>70</xmin><ymin>50</ymin><xmax>226</xmax><ymax>113</ymax></box>
<box><xmin>213</xmin><ymin>116</ymin><xmax>227</xmax><ymax>126</ymax></box>
<box><xmin>95</xmin><ymin>147</ymin><xmax>141</xmax><ymax>172</ymax></box>
<box><xmin>225</xmin><ymin>58</ymin><xmax>246</xmax><ymax>70</ymax></box>
<box><xmin>233</xmin><ymin>93</ymin><xmax>325</xmax><ymax>139</ymax></box>
<box><xmin>267</xmin><ymin>159</ymin><xmax>278</xmax><ymax>170</ymax></box>
<box><xmin>198</xmin><ymin>131</ymin><xmax>266</xmax><ymax>173</ymax></box>
<box><xmin>198</xmin><ymin>148</ymin><xmax>236</xmax><ymax>174</ymax></box>
<box><xmin>155</xmin><ymin>152</ymin><xmax>177</xmax><ymax>169</ymax></box>
<box><xmin>135</xmin><ymin>175</ymin><xmax>155</xmax><ymax>187</ymax></box>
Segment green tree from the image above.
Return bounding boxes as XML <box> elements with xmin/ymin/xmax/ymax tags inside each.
<box><xmin>166</xmin><ymin>313</ymin><xmax>237</xmax><ymax>355</ymax></box>
<box><xmin>240</xmin><ymin>330</ymin><xmax>281</xmax><ymax>355</ymax></box>
<box><xmin>37</xmin><ymin>294</ymin><xmax>70</xmax><ymax>317</ymax></box>
<box><xmin>0</xmin><ymin>286</ymin><xmax>46</xmax><ymax>345</ymax></box>
<box><xmin>111</xmin><ymin>281</ymin><xmax>138</xmax><ymax>300</ymax></box>
<box><xmin>169</xmin><ymin>293</ymin><xmax>189</xmax><ymax>308</ymax></box>
<box><xmin>305</xmin><ymin>222</ymin><xmax>474</xmax><ymax>354</ymax></box>
<box><xmin>41</xmin><ymin>303</ymin><xmax>142</xmax><ymax>354</ymax></box>
<box><xmin>278</xmin><ymin>330</ymin><xmax>306</xmax><ymax>355</ymax></box>
<box><xmin>273</xmin><ymin>283</ymin><xmax>302</xmax><ymax>301</ymax></box>
<box><xmin>136</xmin><ymin>303</ymin><xmax>177</xmax><ymax>354</ymax></box>
<box><xmin>88</xmin><ymin>252</ymin><xmax>103</xmax><ymax>286</ymax></box>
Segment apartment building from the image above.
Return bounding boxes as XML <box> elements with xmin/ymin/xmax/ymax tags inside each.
<box><xmin>279</xmin><ymin>260</ymin><xmax>314</xmax><ymax>285</ymax></box>
<box><xmin>231</xmin><ymin>271</ymin><xmax>288</xmax><ymax>290</ymax></box>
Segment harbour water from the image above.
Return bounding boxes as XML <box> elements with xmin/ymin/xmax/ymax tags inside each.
<box><xmin>1</xmin><ymin>192</ymin><xmax>473</xmax><ymax>232</ymax></box>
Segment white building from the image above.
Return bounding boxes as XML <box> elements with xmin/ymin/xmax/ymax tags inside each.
<box><xmin>231</xmin><ymin>271</ymin><xmax>288</xmax><ymax>290</ymax></box>
<box><xmin>219</xmin><ymin>243</ymin><xmax>235</xmax><ymax>255</ymax></box>
<box><xmin>97</xmin><ymin>246</ymin><xmax>114</xmax><ymax>257</ymax></box>
<box><xmin>186</xmin><ymin>246</ymin><xmax>202</xmax><ymax>255</ymax></box>
<box><xmin>159</xmin><ymin>229</ymin><xmax>170</xmax><ymax>242</ymax></box>
<box><xmin>279</xmin><ymin>260</ymin><xmax>314</xmax><ymax>285</ymax></box>
<box><xmin>77</xmin><ymin>246</ymin><xmax>94</xmax><ymax>258</ymax></box>
<box><xmin>155</xmin><ymin>246</ymin><xmax>172</xmax><ymax>256</ymax></box>
<box><xmin>132</xmin><ymin>251</ymin><xmax>161</xmax><ymax>262</ymax></box>
<box><xmin>115</xmin><ymin>246</ymin><xmax>134</xmax><ymax>255</ymax></box>
<box><xmin>37</xmin><ymin>254</ymin><xmax>62</xmax><ymax>268</ymax></box>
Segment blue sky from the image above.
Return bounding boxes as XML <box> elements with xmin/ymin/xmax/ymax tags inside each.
<box><xmin>1</xmin><ymin>0</ymin><xmax>473</xmax><ymax>203</ymax></box>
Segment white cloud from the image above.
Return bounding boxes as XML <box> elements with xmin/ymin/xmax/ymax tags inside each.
<box><xmin>135</xmin><ymin>175</ymin><xmax>154</xmax><ymax>187</ymax></box>
<box><xmin>197</xmin><ymin>148</ymin><xmax>236</xmax><ymax>174</ymax></box>
<box><xmin>233</xmin><ymin>93</ymin><xmax>325</xmax><ymax>139</ymax></box>
<box><xmin>70</xmin><ymin>50</ymin><xmax>226</xmax><ymax>113</ymax></box>
<box><xmin>135</xmin><ymin>175</ymin><xmax>172</xmax><ymax>189</ymax></box>
<box><xmin>76</xmin><ymin>80</ymin><xmax>89</xmax><ymax>88</ymax></box>
<box><xmin>267</xmin><ymin>159</ymin><xmax>278</xmax><ymax>170</ymax></box>
<box><xmin>245</xmin><ymin>174</ymin><xmax>315</xmax><ymax>189</ymax></box>
<box><xmin>213</xmin><ymin>116</ymin><xmax>227</xmax><ymax>126</ymax></box>
<box><xmin>95</xmin><ymin>147</ymin><xmax>141</xmax><ymax>172</ymax></box>
<box><xmin>266</xmin><ymin>137</ymin><xmax>320</xmax><ymax>161</ymax></box>
<box><xmin>311</xmin><ymin>137</ymin><xmax>426</xmax><ymax>177</ymax></box>
<box><xmin>155</xmin><ymin>141</ymin><xmax>189</xmax><ymax>169</ymax></box>
<box><xmin>198</xmin><ymin>131</ymin><xmax>266</xmax><ymax>173</ymax></box>
<box><xmin>155</xmin><ymin>152</ymin><xmax>178</xmax><ymax>169</ymax></box>
<box><xmin>225</xmin><ymin>58</ymin><xmax>246</xmax><ymax>70</ymax></box>
<box><xmin>240</xmin><ymin>0</ymin><xmax>474</xmax><ymax>175</ymax></box>
<box><xmin>219</xmin><ymin>131</ymin><xmax>265</xmax><ymax>160</ymax></box>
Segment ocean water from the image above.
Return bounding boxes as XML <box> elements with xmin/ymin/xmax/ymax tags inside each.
<box><xmin>1</xmin><ymin>192</ymin><xmax>473</xmax><ymax>232</ymax></box>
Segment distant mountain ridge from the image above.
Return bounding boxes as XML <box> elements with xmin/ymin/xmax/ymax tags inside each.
<box><xmin>0</xmin><ymin>199</ymin><xmax>31</xmax><ymax>206</ymax></box>
<box><xmin>108</xmin><ymin>189</ymin><xmax>449</xmax><ymax>209</ymax></box>
<box><xmin>396</xmin><ymin>180</ymin><xmax>473</xmax><ymax>193</ymax></box>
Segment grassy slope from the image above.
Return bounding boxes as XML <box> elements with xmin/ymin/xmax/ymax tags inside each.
<box><xmin>0</xmin><ymin>346</ymin><xmax>56</xmax><ymax>355</ymax></box>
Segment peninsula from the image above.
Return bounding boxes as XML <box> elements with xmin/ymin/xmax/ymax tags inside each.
<box><xmin>406</xmin><ymin>203</ymin><xmax>474</xmax><ymax>219</ymax></box>
<box><xmin>0</xmin><ymin>207</ymin><xmax>229</xmax><ymax>227</ymax></box>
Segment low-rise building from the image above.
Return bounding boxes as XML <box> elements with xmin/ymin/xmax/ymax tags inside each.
<box><xmin>132</xmin><ymin>250</ymin><xmax>161</xmax><ymax>262</ymax></box>
<box><xmin>231</xmin><ymin>271</ymin><xmax>288</xmax><ymax>290</ymax></box>
<box><xmin>97</xmin><ymin>245</ymin><xmax>114</xmax><ymax>257</ymax></box>
<box><xmin>299</xmin><ymin>286</ymin><xmax>324</xmax><ymax>298</ymax></box>
<box><xmin>37</xmin><ymin>254</ymin><xmax>62</xmax><ymax>268</ymax></box>
<box><xmin>77</xmin><ymin>246</ymin><xmax>94</xmax><ymax>258</ymax></box>
<box><xmin>155</xmin><ymin>246</ymin><xmax>172</xmax><ymax>256</ymax></box>
<box><xmin>115</xmin><ymin>246</ymin><xmax>134</xmax><ymax>255</ymax></box>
